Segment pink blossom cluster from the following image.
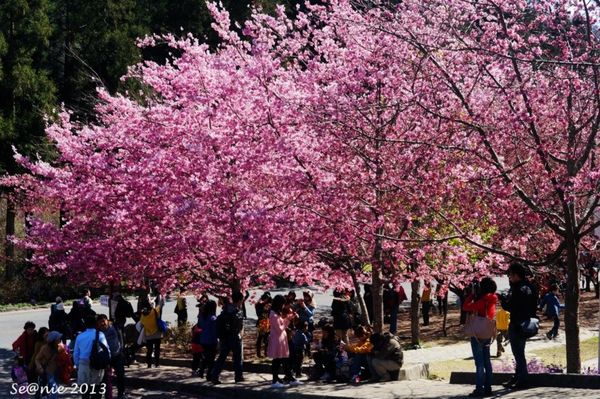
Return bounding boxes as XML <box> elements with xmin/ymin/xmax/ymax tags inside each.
<box><xmin>5</xmin><ymin>0</ymin><xmax>600</xmax><ymax>302</ymax></box>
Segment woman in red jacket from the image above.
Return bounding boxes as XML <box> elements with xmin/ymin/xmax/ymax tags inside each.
<box><xmin>462</xmin><ymin>278</ymin><xmax>498</xmax><ymax>397</ymax></box>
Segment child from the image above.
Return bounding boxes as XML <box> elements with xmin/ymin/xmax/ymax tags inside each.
<box><xmin>496</xmin><ymin>307</ymin><xmax>510</xmax><ymax>357</ymax></box>
<box><xmin>345</xmin><ymin>325</ymin><xmax>373</xmax><ymax>384</ymax></box>
<box><xmin>11</xmin><ymin>357</ymin><xmax>28</xmax><ymax>399</ymax></box>
<box><xmin>290</xmin><ymin>320</ymin><xmax>309</xmax><ymax>378</ymax></box>
<box><xmin>312</xmin><ymin>324</ymin><xmax>338</xmax><ymax>382</ymax></box>
<box><xmin>539</xmin><ymin>284</ymin><xmax>561</xmax><ymax>340</ymax></box>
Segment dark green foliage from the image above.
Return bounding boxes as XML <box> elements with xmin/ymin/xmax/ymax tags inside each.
<box><xmin>0</xmin><ymin>0</ymin><xmax>56</xmax><ymax>176</ymax></box>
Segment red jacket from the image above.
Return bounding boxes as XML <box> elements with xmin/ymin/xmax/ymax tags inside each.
<box><xmin>462</xmin><ymin>293</ymin><xmax>497</xmax><ymax>319</ymax></box>
<box><xmin>12</xmin><ymin>331</ymin><xmax>36</xmax><ymax>362</ymax></box>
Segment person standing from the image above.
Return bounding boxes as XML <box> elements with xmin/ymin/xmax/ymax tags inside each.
<box><xmin>35</xmin><ymin>331</ymin><xmax>67</xmax><ymax>399</ymax></box>
<box><xmin>495</xmin><ymin>307</ymin><xmax>510</xmax><ymax>357</ymax></box>
<box><xmin>175</xmin><ymin>293</ymin><xmax>188</xmax><ymax>327</ymax></box>
<box><xmin>114</xmin><ymin>293</ymin><xmax>136</xmax><ymax>331</ymax></box>
<box><xmin>139</xmin><ymin>304</ymin><xmax>163</xmax><ymax>368</ymax></box>
<box><xmin>387</xmin><ymin>284</ymin><xmax>407</xmax><ymax>335</ymax></box>
<box><xmin>331</xmin><ymin>289</ymin><xmax>353</xmax><ymax>344</ymax></box>
<box><xmin>421</xmin><ymin>282</ymin><xmax>433</xmax><ymax>326</ymax></box>
<box><xmin>97</xmin><ymin>315</ymin><xmax>127</xmax><ymax>399</ymax></box>
<box><xmin>194</xmin><ymin>300</ymin><xmax>218</xmax><ymax>379</ymax></box>
<box><xmin>462</xmin><ymin>277</ymin><xmax>498</xmax><ymax>397</ymax></box>
<box><xmin>211</xmin><ymin>291</ymin><xmax>245</xmax><ymax>384</ymax></box>
<box><xmin>74</xmin><ymin>316</ymin><xmax>110</xmax><ymax>399</ymax></box>
<box><xmin>13</xmin><ymin>321</ymin><xmax>37</xmax><ymax>382</ymax></box>
<box><xmin>501</xmin><ymin>263</ymin><xmax>539</xmax><ymax>390</ymax></box>
<box><xmin>268</xmin><ymin>295</ymin><xmax>301</xmax><ymax>388</ymax></box>
<box><xmin>539</xmin><ymin>284</ymin><xmax>561</xmax><ymax>340</ymax></box>
<box><xmin>255</xmin><ymin>292</ymin><xmax>272</xmax><ymax>358</ymax></box>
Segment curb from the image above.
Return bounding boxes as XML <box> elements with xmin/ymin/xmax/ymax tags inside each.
<box><xmin>134</xmin><ymin>356</ymin><xmax>429</xmax><ymax>380</ymax></box>
<box><xmin>450</xmin><ymin>372</ymin><xmax>600</xmax><ymax>389</ymax></box>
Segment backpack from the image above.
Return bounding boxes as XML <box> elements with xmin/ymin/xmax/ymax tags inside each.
<box><xmin>216</xmin><ymin>309</ymin><xmax>241</xmax><ymax>339</ymax></box>
<box><xmin>89</xmin><ymin>330</ymin><xmax>111</xmax><ymax>370</ymax></box>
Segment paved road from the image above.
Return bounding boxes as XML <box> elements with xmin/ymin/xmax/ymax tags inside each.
<box><xmin>0</xmin><ymin>278</ymin><xmax>511</xmax><ymax>397</ymax></box>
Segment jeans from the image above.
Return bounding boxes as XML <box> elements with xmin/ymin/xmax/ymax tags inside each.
<box><xmin>212</xmin><ymin>336</ymin><xmax>243</xmax><ymax>381</ymax></box>
<box><xmin>289</xmin><ymin>348</ymin><xmax>304</xmax><ymax>375</ymax></box>
<box><xmin>470</xmin><ymin>337</ymin><xmax>492</xmax><ymax>392</ymax></box>
<box><xmin>145</xmin><ymin>338</ymin><xmax>161</xmax><ymax>367</ymax></box>
<box><xmin>349</xmin><ymin>353</ymin><xmax>368</xmax><ymax>377</ymax></box>
<box><xmin>548</xmin><ymin>315</ymin><xmax>560</xmax><ymax>338</ymax></box>
<box><xmin>389</xmin><ymin>306</ymin><xmax>399</xmax><ymax>334</ymax></box>
<box><xmin>44</xmin><ymin>374</ymin><xmax>59</xmax><ymax>399</ymax></box>
<box><xmin>509</xmin><ymin>325</ymin><xmax>528</xmax><ymax>383</ymax></box>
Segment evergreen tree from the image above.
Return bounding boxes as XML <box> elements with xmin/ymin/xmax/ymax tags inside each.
<box><xmin>0</xmin><ymin>0</ymin><xmax>56</xmax><ymax>278</ymax></box>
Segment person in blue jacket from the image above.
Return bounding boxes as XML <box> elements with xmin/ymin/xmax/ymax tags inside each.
<box><xmin>539</xmin><ymin>284</ymin><xmax>561</xmax><ymax>340</ymax></box>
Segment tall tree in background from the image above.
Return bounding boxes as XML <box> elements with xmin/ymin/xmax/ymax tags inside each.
<box><xmin>0</xmin><ymin>0</ymin><xmax>56</xmax><ymax>279</ymax></box>
<box><xmin>48</xmin><ymin>0</ymin><xmax>146</xmax><ymax>118</ymax></box>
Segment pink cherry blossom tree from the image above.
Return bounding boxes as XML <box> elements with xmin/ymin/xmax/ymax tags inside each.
<box><xmin>363</xmin><ymin>0</ymin><xmax>600</xmax><ymax>372</ymax></box>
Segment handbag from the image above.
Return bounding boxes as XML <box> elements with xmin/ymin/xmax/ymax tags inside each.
<box><xmin>90</xmin><ymin>330</ymin><xmax>111</xmax><ymax>370</ymax></box>
<box><xmin>464</xmin><ymin>313</ymin><xmax>497</xmax><ymax>340</ymax></box>
<box><xmin>154</xmin><ymin>309</ymin><xmax>167</xmax><ymax>333</ymax></box>
<box><xmin>519</xmin><ymin>317</ymin><xmax>539</xmax><ymax>338</ymax></box>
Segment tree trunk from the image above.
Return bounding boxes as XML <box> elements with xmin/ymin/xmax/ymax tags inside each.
<box><xmin>442</xmin><ymin>293</ymin><xmax>448</xmax><ymax>337</ymax></box>
<box><xmin>564</xmin><ymin>239</ymin><xmax>581</xmax><ymax>373</ymax></box>
<box><xmin>350</xmin><ymin>269</ymin><xmax>370</xmax><ymax>325</ymax></box>
<box><xmin>371</xmin><ymin>264</ymin><xmax>384</xmax><ymax>333</ymax></box>
<box><xmin>4</xmin><ymin>196</ymin><xmax>16</xmax><ymax>279</ymax></box>
<box><xmin>410</xmin><ymin>279</ymin><xmax>421</xmax><ymax>346</ymax></box>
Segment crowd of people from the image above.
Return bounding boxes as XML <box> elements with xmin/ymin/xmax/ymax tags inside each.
<box><xmin>11</xmin><ymin>262</ymin><xmax>566</xmax><ymax>398</ymax></box>
<box><xmin>11</xmin><ymin>289</ymin><xmax>158</xmax><ymax>399</ymax></box>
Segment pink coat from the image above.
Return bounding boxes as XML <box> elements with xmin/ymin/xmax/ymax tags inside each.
<box><xmin>267</xmin><ymin>310</ymin><xmax>291</xmax><ymax>359</ymax></box>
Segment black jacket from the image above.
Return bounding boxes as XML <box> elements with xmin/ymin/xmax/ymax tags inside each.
<box><xmin>501</xmin><ymin>280</ymin><xmax>538</xmax><ymax>325</ymax></box>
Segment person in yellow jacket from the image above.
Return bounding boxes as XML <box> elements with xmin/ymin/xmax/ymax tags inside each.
<box><xmin>345</xmin><ymin>325</ymin><xmax>374</xmax><ymax>384</ymax></box>
<box><xmin>140</xmin><ymin>304</ymin><xmax>163</xmax><ymax>368</ymax></box>
<box><xmin>496</xmin><ymin>307</ymin><xmax>510</xmax><ymax>357</ymax></box>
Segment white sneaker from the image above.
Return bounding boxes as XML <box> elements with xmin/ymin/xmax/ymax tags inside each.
<box><xmin>289</xmin><ymin>380</ymin><xmax>303</xmax><ymax>386</ymax></box>
<box><xmin>271</xmin><ymin>382</ymin><xmax>286</xmax><ymax>389</ymax></box>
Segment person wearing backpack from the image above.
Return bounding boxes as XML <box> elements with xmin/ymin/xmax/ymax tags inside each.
<box><xmin>97</xmin><ymin>314</ymin><xmax>127</xmax><ymax>399</ymax></box>
<box><xmin>74</xmin><ymin>316</ymin><xmax>110</xmax><ymax>399</ymax></box>
<box><xmin>462</xmin><ymin>277</ymin><xmax>498</xmax><ymax>397</ymax></box>
<box><xmin>210</xmin><ymin>290</ymin><xmax>245</xmax><ymax>384</ymax></box>
<box><xmin>500</xmin><ymin>263</ymin><xmax>539</xmax><ymax>391</ymax></box>
<box><xmin>139</xmin><ymin>304</ymin><xmax>164</xmax><ymax>368</ymax></box>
